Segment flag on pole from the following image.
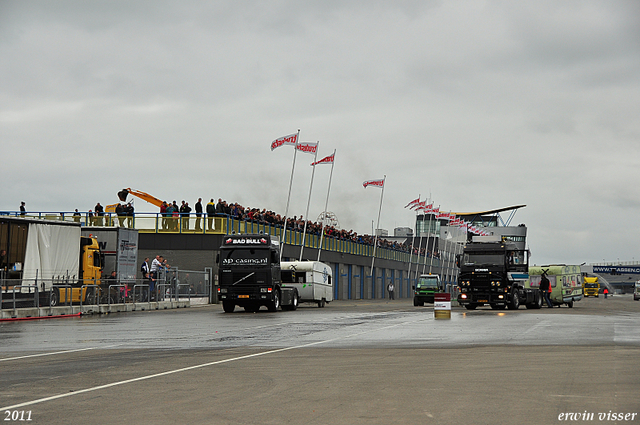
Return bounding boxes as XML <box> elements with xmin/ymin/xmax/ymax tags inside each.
<box><xmin>311</xmin><ymin>152</ymin><xmax>335</xmax><ymax>166</ymax></box>
<box><xmin>296</xmin><ymin>141</ymin><xmax>318</xmax><ymax>155</ymax></box>
<box><xmin>436</xmin><ymin>211</ymin><xmax>447</xmax><ymax>220</ymax></box>
<box><xmin>270</xmin><ymin>133</ymin><xmax>298</xmax><ymax>151</ymax></box>
<box><xmin>363</xmin><ymin>179</ymin><xmax>385</xmax><ymax>189</ymax></box>
<box><xmin>410</xmin><ymin>200</ymin><xmax>425</xmax><ymax>210</ymax></box>
<box><xmin>404</xmin><ymin>197</ymin><xmax>420</xmax><ymax>209</ymax></box>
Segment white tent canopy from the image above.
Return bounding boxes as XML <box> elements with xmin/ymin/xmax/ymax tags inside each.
<box><xmin>22</xmin><ymin>223</ymin><xmax>80</xmax><ymax>282</ymax></box>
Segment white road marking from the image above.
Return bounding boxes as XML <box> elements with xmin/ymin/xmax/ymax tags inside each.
<box><xmin>0</xmin><ymin>345</ymin><xmax>120</xmax><ymax>362</ymax></box>
<box><xmin>0</xmin><ymin>317</ymin><xmax>426</xmax><ymax>411</ymax></box>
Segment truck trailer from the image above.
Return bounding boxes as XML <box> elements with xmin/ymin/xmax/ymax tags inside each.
<box><xmin>0</xmin><ymin>217</ymin><xmax>102</xmax><ymax>307</ymax></box>
<box><xmin>217</xmin><ymin>234</ymin><xmax>299</xmax><ymax>313</ymax></box>
<box><xmin>457</xmin><ymin>236</ymin><xmax>542</xmax><ymax>310</ymax></box>
<box><xmin>281</xmin><ymin>261</ymin><xmax>333</xmax><ymax>307</ymax></box>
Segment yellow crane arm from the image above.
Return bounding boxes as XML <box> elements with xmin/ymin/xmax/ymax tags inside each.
<box><xmin>122</xmin><ymin>188</ymin><xmax>164</xmax><ymax>208</ymax></box>
<box><xmin>106</xmin><ymin>188</ymin><xmax>165</xmax><ymax>213</ymax></box>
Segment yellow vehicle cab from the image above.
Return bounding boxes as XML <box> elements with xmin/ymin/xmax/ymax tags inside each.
<box><xmin>583</xmin><ymin>276</ymin><xmax>600</xmax><ymax>297</ymax></box>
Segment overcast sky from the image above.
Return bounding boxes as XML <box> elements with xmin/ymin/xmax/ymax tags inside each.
<box><xmin>1</xmin><ymin>1</ymin><xmax>639</xmax><ymax>266</ymax></box>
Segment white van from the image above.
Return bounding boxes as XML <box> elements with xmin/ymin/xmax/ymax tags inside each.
<box><xmin>281</xmin><ymin>261</ymin><xmax>333</xmax><ymax>307</ymax></box>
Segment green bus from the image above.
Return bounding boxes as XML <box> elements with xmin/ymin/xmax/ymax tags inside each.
<box><xmin>527</xmin><ymin>265</ymin><xmax>583</xmax><ymax>308</ymax></box>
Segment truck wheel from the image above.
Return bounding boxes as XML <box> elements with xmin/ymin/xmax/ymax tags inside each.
<box><xmin>49</xmin><ymin>289</ymin><xmax>59</xmax><ymax>307</ymax></box>
<box><xmin>465</xmin><ymin>304</ymin><xmax>477</xmax><ymax>310</ymax></box>
<box><xmin>413</xmin><ymin>297</ymin><xmax>419</xmax><ymax>306</ymax></box>
<box><xmin>283</xmin><ymin>291</ymin><xmax>299</xmax><ymax>311</ymax></box>
<box><xmin>318</xmin><ymin>298</ymin><xmax>326</xmax><ymax>308</ymax></box>
<box><xmin>508</xmin><ymin>290</ymin><xmax>520</xmax><ymax>310</ymax></box>
<box><xmin>222</xmin><ymin>301</ymin><xmax>235</xmax><ymax>313</ymax></box>
<box><xmin>268</xmin><ymin>291</ymin><xmax>280</xmax><ymax>312</ymax></box>
<box><xmin>567</xmin><ymin>301</ymin><xmax>574</xmax><ymax>308</ymax></box>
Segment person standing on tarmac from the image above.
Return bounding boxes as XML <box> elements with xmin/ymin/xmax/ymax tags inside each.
<box><xmin>387</xmin><ymin>281</ymin><xmax>395</xmax><ymax>301</ymax></box>
<box><xmin>540</xmin><ymin>272</ymin><xmax>553</xmax><ymax>308</ymax></box>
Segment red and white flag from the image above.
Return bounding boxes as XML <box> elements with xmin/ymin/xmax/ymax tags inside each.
<box><xmin>411</xmin><ymin>200</ymin><xmax>425</xmax><ymax>210</ymax></box>
<box><xmin>311</xmin><ymin>152</ymin><xmax>334</xmax><ymax>166</ymax></box>
<box><xmin>296</xmin><ymin>141</ymin><xmax>318</xmax><ymax>155</ymax></box>
<box><xmin>270</xmin><ymin>133</ymin><xmax>298</xmax><ymax>151</ymax></box>
<box><xmin>404</xmin><ymin>197</ymin><xmax>420</xmax><ymax>209</ymax></box>
<box><xmin>437</xmin><ymin>211</ymin><xmax>451</xmax><ymax>220</ymax></box>
<box><xmin>363</xmin><ymin>179</ymin><xmax>384</xmax><ymax>189</ymax></box>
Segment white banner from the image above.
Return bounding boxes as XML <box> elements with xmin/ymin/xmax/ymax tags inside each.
<box><xmin>363</xmin><ymin>179</ymin><xmax>384</xmax><ymax>189</ymax></box>
<box><xmin>296</xmin><ymin>141</ymin><xmax>318</xmax><ymax>155</ymax></box>
<box><xmin>270</xmin><ymin>133</ymin><xmax>298</xmax><ymax>151</ymax></box>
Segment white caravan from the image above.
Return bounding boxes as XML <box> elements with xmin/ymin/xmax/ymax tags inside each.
<box><xmin>281</xmin><ymin>261</ymin><xmax>333</xmax><ymax>307</ymax></box>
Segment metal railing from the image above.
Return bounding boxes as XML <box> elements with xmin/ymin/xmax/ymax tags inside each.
<box><xmin>1</xmin><ymin>211</ymin><xmax>441</xmax><ymax>266</ymax></box>
<box><xmin>1</xmin><ymin>274</ymin><xmax>212</xmax><ymax>310</ymax></box>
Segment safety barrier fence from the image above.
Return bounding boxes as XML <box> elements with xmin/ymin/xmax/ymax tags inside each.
<box><xmin>1</xmin><ymin>269</ymin><xmax>210</xmax><ymax>310</ymax></box>
<box><xmin>1</xmin><ymin>211</ymin><xmax>441</xmax><ymax>268</ymax></box>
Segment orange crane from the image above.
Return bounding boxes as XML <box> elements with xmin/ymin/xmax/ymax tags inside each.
<box><xmin>106</xmin><ymin>188</ymin><xmax>164</xmax><ymax>213</ymax></box>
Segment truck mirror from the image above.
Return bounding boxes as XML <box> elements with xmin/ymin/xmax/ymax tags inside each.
<box><xmin>215</xmin><ymin>253</ymin><xmax>219</xmax><ymax>264</ymax></box>
<box><xmin>412</xmin><ymin>285</ymin><xmax>415</xmax><ymax>290</ymax></box>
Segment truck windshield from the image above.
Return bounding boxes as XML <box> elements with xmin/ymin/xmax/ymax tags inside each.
<box><xmin>417</xmin><ymin>277</ymin><xmax>439</xmax><ymax>288</ymax></box>
<box><xmin>220</xmin><ymin>249</ymin><xmax>269</xmax><ymax>266</ymax></box>
<box><xmin>585</xmin><ymin>283</ymin><xmax>598</xmax><ymax>288</ymax></box>
<box><xmin>463</xmin><ymin>252</ymin><xmax>504</xmax><ymax>266</ymax></box>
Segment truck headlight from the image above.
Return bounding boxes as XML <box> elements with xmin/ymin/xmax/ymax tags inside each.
<box><xmin>219</xmin><ymin>288</ymin><xmax>227</xmax><ymax>294</ymax></box>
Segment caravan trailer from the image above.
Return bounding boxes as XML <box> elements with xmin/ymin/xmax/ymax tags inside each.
<box><xmin>281</xmin><ymin>261</ymin><xmax>333</xmax><ymax>307</ymax></box>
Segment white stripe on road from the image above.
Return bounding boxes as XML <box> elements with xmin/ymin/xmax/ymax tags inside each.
<box><xmin>0</xmin><ymin>345</ymin><xmax>120</xmax><ymax>362</ymax></box>
<box><xmin>0</xmin><ymin>317</ymin><xmax>427</xmax><ymax>411</ymax></box>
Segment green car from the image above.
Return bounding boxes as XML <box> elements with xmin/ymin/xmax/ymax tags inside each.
<box><xmin>413</xmin><ymin>274</ymin><xmax>443</xmax><ymax>306</ymax></box>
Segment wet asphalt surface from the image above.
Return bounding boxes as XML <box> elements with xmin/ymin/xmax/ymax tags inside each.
<box><xmin>1</xmin><ymin>295</ymin><xmax>639</xmax><ymax>425</ymax></box>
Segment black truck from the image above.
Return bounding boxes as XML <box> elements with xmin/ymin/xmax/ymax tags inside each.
<box><xmin>457</xmin><ymin>236</ymin><xmax>542</xmax><ymax>310</ymax></box>
<box><xmin>217</xmin><ymin>234</ymin><xmax>299</xmax><ymax>313</ymax></box>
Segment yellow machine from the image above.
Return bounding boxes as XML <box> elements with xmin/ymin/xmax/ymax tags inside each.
<box><xmin>583</xmin><ymin>276</ymin><xmax>600</xmax><ymax>297</ymax></box>
<box><xmin>56</xmin><ymin>235</ymin><xmax>103</xmax><ymax>305</ymax></box>
<box><xmin>106</xmin><ymin>188</ymin><xmax>165</xmax><ymax>213</ymax></box>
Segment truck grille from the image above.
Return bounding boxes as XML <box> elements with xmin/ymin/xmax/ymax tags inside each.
<box><xmin>221</xmin><ymin>271</ymin><xmax>268</xmax><ymax>287</ymax></box>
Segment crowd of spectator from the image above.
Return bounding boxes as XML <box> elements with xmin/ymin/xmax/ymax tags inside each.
<box><xmin>203</xmin><ymin>198</ymin><xmax>439</xmax><ymax>258</ymax></box>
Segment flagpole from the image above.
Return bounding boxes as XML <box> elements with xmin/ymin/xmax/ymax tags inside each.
<box><xmin>405</xmin><ymin>195</ymin><xmax>420</xmax><ymax>292</ymax></box>
<box><xmin>422</xmin><ymin>205</ymin><xmax>440</xmax><ymax>274</ymax></box>
<box><xmin>414</xmin><ymin>203</ymin><xmax>427</xmax><ymax>283</ymax></box>
<box><xmin>405</xmin><ymin>202</ymin><xmax>418</xmax><ymax>295</ymax></box>
<box><xmin>299</xmin><ymin>142</ymin><xmax>319</xmax><ymax>261</ymax></box>
<box><xmin>370</xmin><ymin>175</ymin><xmax>386</xmax><ymax>293</ymax></box>
<box><xmin>428</xmin><ymin>205</ymin><xmax>439</xmax><ymax>274</ymax></box>
<box><xmin>317</xmin><ymin>150</ymin><xmax>336</xmax><ymax>261</ymax></box>
<box><xmin>280</xmin><ymin>129</ymin><xmax>300</xmax><ymax>260</ymax></box>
